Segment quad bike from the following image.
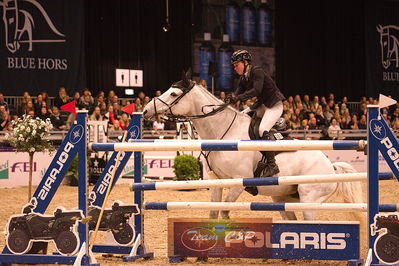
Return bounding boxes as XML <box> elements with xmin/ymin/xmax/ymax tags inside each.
<box><xmin>87</xmin><ymin>201</ymin><xmax>139</xmax><ymax>245</ymax></box>
<box><xmin>371</xmin><ymin>214</ymin><xmax>399</xmax><ymax>264</ymax></box>
<box><xmin>6</xmin><ymin>204</ymin><xmax>82</xmax><ymax>255</ymax></box>
<box><xmin>6</xmin><ymin>199</ymin><xmax>140</xmax><ymax>255</ymax></box>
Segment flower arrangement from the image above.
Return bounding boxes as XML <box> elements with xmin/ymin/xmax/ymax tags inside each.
<box><xmin>7</xmin><ymin>115</ymin><xmax>54</xmax><ymax>152</ymax></box>
<box><xmin>6</xmin><ymin>115</ymin><xmax>54</xmax><ymax>201</ymax></box>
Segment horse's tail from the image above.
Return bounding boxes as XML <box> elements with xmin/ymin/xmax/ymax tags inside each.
<box><xmin>332</xmin><ymin>162</ymin><xmax>367</xmax><ymax>225</ymax></box>
<box><xmin>332</xmin><ymin>162</ymin><xmax>364</xmax><ymax>203</ymax></box>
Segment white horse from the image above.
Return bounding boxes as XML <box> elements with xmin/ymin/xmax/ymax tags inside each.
<box><xmin>143</xmin><ymin>71</ymin><xmax>364</xmax><ymax>221</ymax></box>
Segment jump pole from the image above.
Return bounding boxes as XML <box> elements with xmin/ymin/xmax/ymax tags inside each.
<box><xmin>131</xmin><ymin>172</ymin><xmax>393</xmax><ymax>191</ymax></box>
<box><xmin>143</xmin><ymin>202</ymin><xmax>399</xmax><ymax>212</ymax></box>
<box><xmin>89</xmin><ymin>139</ymin><xmax>366</xmax><ymax>152</ymax></box>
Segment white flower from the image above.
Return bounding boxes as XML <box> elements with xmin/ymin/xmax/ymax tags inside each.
<box><xmin>26</xmin><ymin>127</ymin><xmax>31</xmax><ymax>133</ymax></box>
<box><xmin>29</xmin><ymin>147</ymin><xmax>35</xmax><ymax>152</ymax></box>
<box><xmin>32</xmin><ymin>130</ymin><xmax>36</xmax><ymax>136</ymax></box>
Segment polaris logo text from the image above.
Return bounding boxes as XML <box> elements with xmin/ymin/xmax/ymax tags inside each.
<box><xmin>96</xmin><ymin>153</ymin><xmax>126</xmax><ymax>195</ymax></box>
<box><xmin>380</xmin><ymin>137</ymin><xmax>399</xmax><ymax>171</ymax></box>
<box><xmin>38</xmin><ymin>142</ymin><xmax>74</xmax><ymax>200</ymax></box>
<box><xmin>225</xmin><ymin>231</ymin><xmax>347</xmax><ymax>249</ymax></box>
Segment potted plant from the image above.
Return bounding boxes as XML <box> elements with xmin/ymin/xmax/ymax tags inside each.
<box><xmin>6</xmin><ymin>115</ymin><xmax>54</xmax><ymax>201</ymax></box>
<box><xmin>172</xmin><ymin>154</ymin><xmax>200</xmax><ymax>181</ymax></box>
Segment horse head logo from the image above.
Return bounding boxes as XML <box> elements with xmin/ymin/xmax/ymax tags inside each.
<box><xmin>0</xmin><ymin>0</ymin><xmax>65</xmax><ymax>53</ymax></box>
<box><xmin>377</xmin><ymin>24</ymin><xmax>399</xmax><ymax>69</ymax></box>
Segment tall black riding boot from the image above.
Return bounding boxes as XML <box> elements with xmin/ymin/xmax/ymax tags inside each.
<box><xmin>244</xmin><ymin>131</ymin><xmax>279</xmax><ymax>197</ymax></box>
<box><xmin>260</xmin><ymin>131</ymin><xmax>280</xmax><ymax>177</ymax></box>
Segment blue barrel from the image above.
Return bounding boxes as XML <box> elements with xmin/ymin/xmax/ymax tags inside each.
<box><xmin>257</xmin><ymin>0</ymin><xmax>272</xmax><ymax>46</ymax></box>
<box><xmin>199</xmin><ymin>33</ymin><xmax>215</xmax><ymax>89</ymax></box>
<box><xmin>217</xmin><ymin>35</ymin><xmax>233</xmax><ymax>91</ymax></box>
<box><xmin>225</xmin><ymin>0</ymin><xmax>240</xmax><ymax>43</ymax></box>
<box><xmin>241</xmin><ymin>0</ymin><xmax>256</xmax><ymax>45</ymax></box>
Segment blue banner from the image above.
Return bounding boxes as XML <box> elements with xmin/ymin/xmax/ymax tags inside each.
<box><xmin>0</xmin><ymin>0</ymin><xmax>85</xmax><ymax>94</ymax></box>
<box><xmin>365</xmin><ymin>0</ymin><xmax>399</xmax><ymax>98</ymax></box>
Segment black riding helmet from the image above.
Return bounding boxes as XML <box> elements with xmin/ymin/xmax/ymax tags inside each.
<box><xmin>231</xmin><ymin>50</ymin><xmax>252</xmax><ymax>64</ymax></box>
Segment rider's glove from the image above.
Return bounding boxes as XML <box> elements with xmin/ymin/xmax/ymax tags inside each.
<box><xmin>225</xmin><ymin>95</ymin><xmax>239</xmax><ymax>104</ymax></box>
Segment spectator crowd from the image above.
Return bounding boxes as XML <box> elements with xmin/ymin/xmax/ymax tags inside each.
<box><xmin>0</xmin><ymin>87</ymin><xmax>398</xmax><ymax>140</ymax></box>
<box><xmin>0</xmin><ymin>88</ymin><xmax>176</xmax><ymax>134</ymax></box>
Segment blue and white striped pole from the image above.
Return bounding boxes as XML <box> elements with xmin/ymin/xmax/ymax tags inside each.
<box><xmin>132</xmin><ymin>172</ymin><xmax>394</xmax><ymax>191</ymax></box>
<box><xmin>90</xmin><ymin>139</ymin><xmax>366</xmax><ymax>152</ymax></box>
<box><xmin>143</xmin><ymin>202</ymin><xmax>399</xmax><ymax>212</ymax></box>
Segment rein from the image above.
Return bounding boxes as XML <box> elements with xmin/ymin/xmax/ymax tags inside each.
<box><xmin>151</xmin><ymin>80</ymin><xmax>238</xmax><ymax>172</ymax></box>
<box><xmin>152</xmin><ymin>81</ymin><xmax>230</xmax><ymax>120</ymax></box>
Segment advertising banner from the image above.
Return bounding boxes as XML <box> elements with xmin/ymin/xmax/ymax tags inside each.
<box><xmin>365</xmin><ymin>0</ymin><xmax>399</xmax><ymax>98</ymax></box>
<box><xmin>0</xmin><ymin>0</ymin><xmax>85</xmax><ymax>94</ymax></box>
<box><xmin>168</xmin><ymin>218</ymin><xmax>359</xmax><ymax>260</ymax></box>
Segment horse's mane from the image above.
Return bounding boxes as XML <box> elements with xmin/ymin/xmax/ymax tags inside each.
<box><xmin>195</xmin><ymin>83</ymin><xmax>248</xmax><ymax>118</ymax></box>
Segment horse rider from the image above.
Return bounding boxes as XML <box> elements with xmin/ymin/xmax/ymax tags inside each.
<box><xmin>227</xmin><ymin>49</ymin><xmax>286</xmax><ymax>184</ymax></box>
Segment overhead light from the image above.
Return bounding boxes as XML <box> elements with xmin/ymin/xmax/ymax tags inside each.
<box><xmin>163</xmin><ymin>22</ymin><xmax>171</xmax><ymax>32</ymax></box>
<box><xmin>162</xmin><ymin>0</ymin><xmax>171</xmax><ymax>32</ymax></box>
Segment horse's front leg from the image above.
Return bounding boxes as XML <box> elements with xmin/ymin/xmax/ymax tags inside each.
<box><xmin>221</xmin><ymin>187</ymin><xmax>245</xmax><ymax>219</ymax></box>
<box><xmin>209</xmin><ymin>187</ymin><xmax>223</xmax><ymax>219</ymax></box>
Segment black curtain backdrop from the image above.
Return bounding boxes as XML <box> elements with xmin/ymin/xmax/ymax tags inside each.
<box><xmin>84</xmin><ymin>0</ymin><xmax>193</xmax><ymax>98</ymax></box>
<box><xmin>275</xmin><ymin>0</ymin><xmax>365</xmax><ymax>102</ymax></box>
<box><xmin>0</xmin><ymin>0</ymin><xmax>384</xmax><ymax>101</ymax></box>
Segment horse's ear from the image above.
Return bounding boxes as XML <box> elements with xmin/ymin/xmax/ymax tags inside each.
<box><xmin>185</xmin><ymin>68</ymin><xmax>192</xmax><ymax>80</ymax></box>
<box><xmin>376</xmin><ymin>24</ymin><xmax>382</xmax><ymax>33</ymax></box>
<box><xmin>181</xmin><ymin>70</ymin><xmax>186</xmax><ymax>82</ymax></box>
<box><xmin>181</xmin><ymin>69</ymin><xmax>191</xmax><ymax>88</ymax></box>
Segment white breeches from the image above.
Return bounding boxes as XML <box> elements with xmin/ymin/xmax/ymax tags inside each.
<box><xmin>255</xmin><ymin>101</ymin><xmax>283</xmax><ymax>136</ymax></box>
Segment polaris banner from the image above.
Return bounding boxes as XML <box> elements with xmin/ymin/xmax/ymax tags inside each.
<box><xmin>168</xmin><ymin>218</ymin><xmax>359</xmax><ymax>261</ymax></box>
<box><xmin>368</xmin><ymin>110</ymin><xmax>399</xmax><ymax>181</ymax></box>
<box><xmin>365</xmin><ymin>0</ymin><xmax>399</xmax><ymax>99</ymax></box>
<box><xmin>31</xmin><ymin>122</ymin><xmax>83</xmax><ymax>214</ymax></box>
<box><xmin>0</xmin><ymin>0</ymin><xmax>85</xmax><ymax>95</ymax></box>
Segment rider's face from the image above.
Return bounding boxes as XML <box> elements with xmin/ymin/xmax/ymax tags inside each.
<box><xmin>233</xmin><ymin>61</ymin><xmax>246</xmax><ymax>75</ymax></box>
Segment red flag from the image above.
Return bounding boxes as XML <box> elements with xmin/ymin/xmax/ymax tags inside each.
<box><xmin>121</xmin><ymin>103</ymin><xmax>135</xmax><ymax>114</ymax></box>
<box><xmin>60</xmin><ymin>100</ymin><xmax>76</xmax><ymax>114</ymax></box>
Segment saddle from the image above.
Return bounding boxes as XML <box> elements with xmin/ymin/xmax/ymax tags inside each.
<box><xmin>248</xmin><ymin>112</ymin><xmax>291</xmax><ymax>143</ymax></box>
<box><xmin>248</xmin><ymin>113</ymin><xmax>291</xmax><ymax>176</ymax></box>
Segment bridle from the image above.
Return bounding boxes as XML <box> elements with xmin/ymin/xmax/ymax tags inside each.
<box><xmin>150</xmin><ymin>78</ymin><xmax>239</xmax><ymax>172</ymax></box>
<box><xmin>151</xmin><ymin>80</ymin><xmax>230</xmax><ymax>120</ymax></box>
